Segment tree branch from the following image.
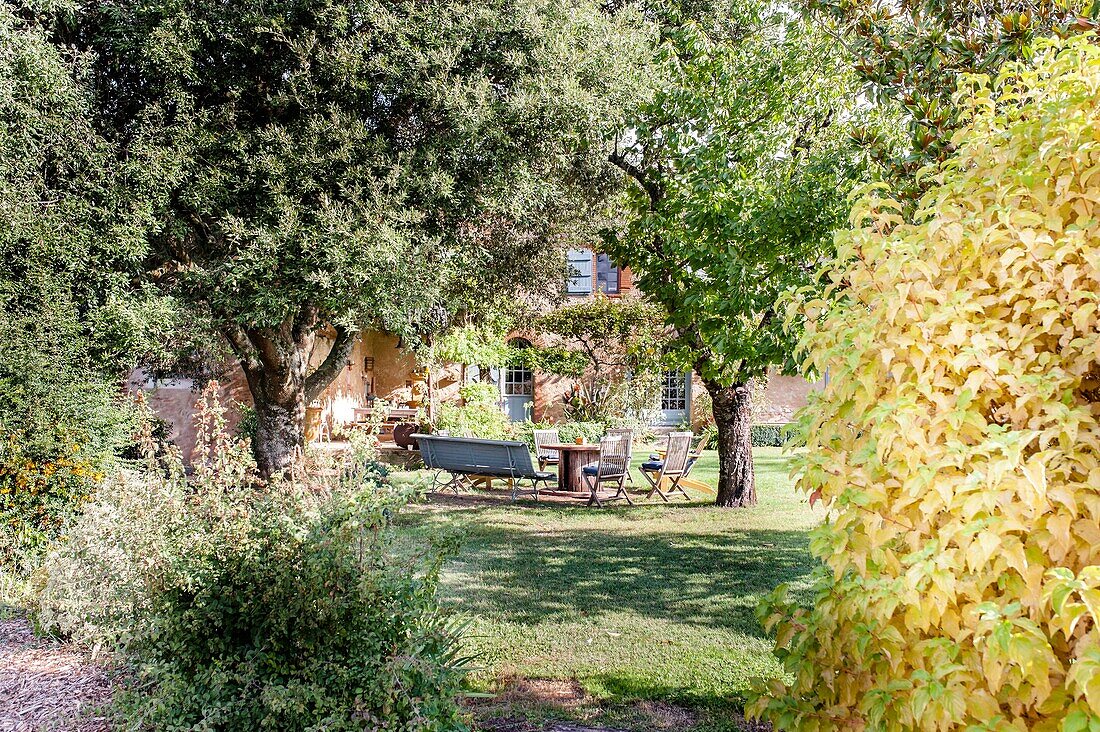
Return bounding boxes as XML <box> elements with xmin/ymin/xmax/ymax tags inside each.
<box><xmin>304</xmin><ymin>324</ymin><xmax>356</xmax><ymax>402</ymax></box>
<box><xmin>222</xmin><ymin>323</ymin><xmax>262</xmax><ymax>373</ymax></box>
<box><xmin>609</xmin><ymin>150</ymin><xmax>662</xmax><ymax>207</ymax></box>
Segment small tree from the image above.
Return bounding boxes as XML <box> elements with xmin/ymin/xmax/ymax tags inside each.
<box><xmin>529</xmin><ymin>296</ymin><xmax>665</xmax><ymax>422</ymax></box>
<box><xmin>751</xmin><ymin>36</ymin><xmax>1100</xmax><ymax>729</ymax></box>
<box><xmin>604</xmin><ymin>7</ymin><xmax>869</xmax><ymax>506</ymax></box>
<box><xmin>61</xmin><ymin>0</ymin><xmax>652</xmax><ymax>477</ymax></box>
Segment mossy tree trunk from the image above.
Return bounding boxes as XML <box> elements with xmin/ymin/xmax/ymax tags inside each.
<box><xmin>222</xmin><ymin>305</ymin><xmax>356</xmax><ymax>479</ymax></box>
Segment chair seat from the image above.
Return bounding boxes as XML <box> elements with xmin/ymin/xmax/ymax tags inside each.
<box><xmin>534</xmin><ymin>471</ymin><xmax>555</xmax><ymax>480</ymax></box>
<box><xmin>641</xmin><ymin>460</ymin><xmax>664</xmax><ymax>471</ymax></box>
<box><xmin>582</xmin><ymin>464</ymin><xmax>624</xmax><ymax>476</ymax></box>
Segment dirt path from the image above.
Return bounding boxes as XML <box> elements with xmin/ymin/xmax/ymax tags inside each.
<box><xmin>0</xmin><ymin>618</ymin><xmax>112</xmax><ymax>732</ymax></box>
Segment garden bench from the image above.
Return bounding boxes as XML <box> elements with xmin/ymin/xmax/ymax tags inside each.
<box><xmin>413</xmin><ymin>434</ymin><xmax>555</xmax><ymax>501</ymax></box>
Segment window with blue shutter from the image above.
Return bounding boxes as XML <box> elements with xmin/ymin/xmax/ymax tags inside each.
<box><xmin>567</xmin><ymin>249</ymin><xmax>593</xmax><ymax>294</ymax></box>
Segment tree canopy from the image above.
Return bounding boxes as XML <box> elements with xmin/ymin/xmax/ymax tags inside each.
<box><xmin>56</xmin><ymin>0</ymin><xmax>654</xmax><ymax>475</ymax></box>
<box><xmin>603</xmin><ymin>4</ymin><xmax>872</xmax><ymax>505</ymax></box>
<box><xmin>810</xmin><ymin>0</ymin><xmax>1097</xmax><ymax>200</ymax></box>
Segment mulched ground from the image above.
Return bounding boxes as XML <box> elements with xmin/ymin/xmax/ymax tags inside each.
<box><xmin>0</xmin><ymin>618</ymin><xmax>113</xmax><ymax>732</ymax></box>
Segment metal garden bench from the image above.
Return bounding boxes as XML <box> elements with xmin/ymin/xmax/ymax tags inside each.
<box><xmin>413</xmin><ymin>434</ymin><xmax>555</xmax><ymax>501</ymax></box>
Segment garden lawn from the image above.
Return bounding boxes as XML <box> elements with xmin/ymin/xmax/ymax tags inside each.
<box><xmin>393</xmin><ymin>447</ymin><xmax>822</xmax><ymax>731</ymax></box>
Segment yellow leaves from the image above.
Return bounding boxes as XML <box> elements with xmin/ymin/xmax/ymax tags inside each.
<box><xmin>1069</xmin><ymin>651</ymin><xmax>1100</xmax><ymax>716</ymax></box>
<box><xmin>751</xmin><ymin>34</ymin><xmax>1100</xmax><ymax>732</ymax></box>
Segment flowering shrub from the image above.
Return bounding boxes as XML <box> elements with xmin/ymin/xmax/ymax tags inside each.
<box><xmin>0</xmin><ymin>431</ymin><xmax>102</xmax><ymax>572</ymax></box>
<box><xmin>749</xmin><ymin>36</ymin><xmax>1100</xmax><ymax>730</ymax></box>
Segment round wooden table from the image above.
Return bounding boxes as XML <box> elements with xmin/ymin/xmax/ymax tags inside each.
<box><xmin>542</xmin><ymin>443</ymin><xmax>601</xmax><ymax>492</ymax></box>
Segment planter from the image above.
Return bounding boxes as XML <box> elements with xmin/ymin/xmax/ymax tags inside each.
<box><xmin>305</xmin><ymin>405</ymin><xmax>324</xmax><ymax>443</ymax></box>
<box><xmin>393</xmin><ymin>422</ymin><xmax>419</xmax><ymax>451</ymax></box>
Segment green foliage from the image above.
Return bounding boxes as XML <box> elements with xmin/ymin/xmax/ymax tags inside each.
<box><xmin>36</xmin><ymin>395</ymin><xmax>468</xmax><ymax>730</ymax></box>
<box><xmin>748</xmin><ymin>424</ymin><xmax>794</xmax><ymax>448</ymax></box>
<box><xmin>532</xmin><ymin>296</ymin><xmax>666</xmax><ymax>421</ymax></box>
<box><xmin>0</xmin><ymin>5</ymin><xmax>159</xmax><ymax>576</ymax></box>
<box><xmin>750</xmin><ymin>36</ymin><xmax>1100</xmax><ymax>729</ymax></box>
<box><xmin>427</xmin><ymin>323</ymin><xmax>516</xmax><ymax>370</ymax></box>
<box><xmin>120</xmin><ymin>489</ymin><xmax>466</xmax><ymax>732</ymax></box>
<box><xmin>54</xmin><ymin>0</ymin><xmax>655</xmax><ymax>472</ymax></box>
<box><xmin>518</xmin><ymin>346</ymin><xmax>590</xmax><ymax>379</ymax></box>
<box><xmin>434</xmin><ymin>384</ymin><xmax>516</xmax><ymax>440</ymax></box>
<box><xmin>534</xmin><ymin>296</ymin><xmax>666</xmax><ymax>376</ymax></box>
<box><xmin>810</xmin><ymin>0</ymin><xmax>1096</xmax><ymax>201</ymax></box>
<box><xmin>604</xmin><ymin>11</ymin><xmax>871</xmax><ymax>388</ymax></box>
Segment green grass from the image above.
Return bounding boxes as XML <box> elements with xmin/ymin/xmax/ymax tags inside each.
<box><xmin>393</xmin><ymin>448</ymin><xmax>820</xmax><ymax>730</ymax></box>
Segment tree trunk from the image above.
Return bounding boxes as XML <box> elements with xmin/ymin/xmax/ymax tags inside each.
<box><xmin>252</xmin><ymin>386</ymin><xmax>307</xmax><ymax>479</ymax></box>
<box><xmin>705</xmin><ymin>377</ymin><xmax>756</xmax><ymax>508</ymax></box>
<box><xmin>222</xmin><ymin>308</ymin><xmax>356</xmax><ymax>480</ymax></box>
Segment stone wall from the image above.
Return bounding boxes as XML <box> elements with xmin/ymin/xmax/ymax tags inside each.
<box><xmin>127</xmin><ymin>369</ymin><xmax>251</xmax><ymax>463</ymax></box>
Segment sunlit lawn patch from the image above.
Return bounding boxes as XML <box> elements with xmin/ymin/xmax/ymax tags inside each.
<box><xmin>393</xmin><ymin>447</ymin><xmax>819</xmax><ymax>731</ymax></box>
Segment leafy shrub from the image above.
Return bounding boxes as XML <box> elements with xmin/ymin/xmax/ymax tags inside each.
<box><xmin>119</xmin><ymin>487</ymin><xmax>467</xmax><ymax>732</ymax></box>
<box><xmin>749</xmin><ymin>423</ymin><xmax>795</xmax><ymax>448</ymax></box>
<box><xmin>515</xmin><ymin>420</ymin><xmax>605</xmax><ymax>449</ymax></box>
<box><xmin>750</xmin><ymin>37</ymin><xmax>1100</xmax><ymax>730</ymax></box>
<box><xmin>35</xmin><ymin>390</ymin><xmax>469</xmax><ymax>730</ymax></box>
<box><xmin>434</xmin><ymin>383</ymin><xmax>515</xmax><ymax>440</ymax></box>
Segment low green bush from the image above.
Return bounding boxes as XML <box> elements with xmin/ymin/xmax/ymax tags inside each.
<box><xmin>515</xmin><ymin>420</ymin><xmax>606</xmax><ymax>449</ymax></box>
<box><xmin>34</xmin><ymin>389</ymin><xmax>470</xmax><ymax>731</ymax></box>
<box><xmin>433</xmin><ymin>383</ymin><xmax>515</xmax><ymax>441</ymax></box>
<box><xmin>750</xmin><ymin>423</ymin><xmax>796</xmax><ymax>448</ymax></box>
<box><xmin>119</xmin><ymin>486</ymin><xmax>467</xmax><ymax>732</ymax></box>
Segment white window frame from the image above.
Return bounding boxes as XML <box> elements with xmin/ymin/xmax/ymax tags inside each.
<box><xmin>661</xmin><ymin>370</ymin><xmax>689</xmax><ymax>412</ymax></box>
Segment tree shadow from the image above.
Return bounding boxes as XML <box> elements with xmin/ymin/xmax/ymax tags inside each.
<box><xmin>402</xmin><ymin>507</ymin><xmax>817</xmax><ymax>635</ymax></box>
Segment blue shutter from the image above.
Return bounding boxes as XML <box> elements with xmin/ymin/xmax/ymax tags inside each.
<box><xmin>567</xmin><ymin>249</ymin><xmax>593</xmax><ymax>294</ymax></box>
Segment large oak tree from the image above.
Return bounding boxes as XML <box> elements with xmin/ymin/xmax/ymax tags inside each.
<box><xmin>57</xmin><ymin>0</ymin><xmax>652</xmax><ymax>477</ymax></box>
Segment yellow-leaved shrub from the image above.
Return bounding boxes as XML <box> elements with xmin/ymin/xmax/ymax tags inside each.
<box><xmin>748</xmin><ymin>35</ymin><xmax>1100</xmax><ymax>731</ymax></box>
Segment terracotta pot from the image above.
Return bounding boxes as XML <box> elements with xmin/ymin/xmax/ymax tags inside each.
<box><xmin>393</xmin><ymin>422</ymin><xmax>419</xmax><ymax>451</ymax></box>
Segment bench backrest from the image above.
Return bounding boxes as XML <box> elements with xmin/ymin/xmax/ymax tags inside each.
<box><xmin>413</xmin><ymin>434</ymin><xmax>541</xmax><ymax>479</ymax></box>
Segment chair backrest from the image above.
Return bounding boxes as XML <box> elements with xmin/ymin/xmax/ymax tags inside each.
<box><xmin>598</xmin><ymin>433</ymin><xmax>631</xmax><ymax>476</ymax></box>
<box><xmin>413</xmin><ymin>434</ymin><xmax>534</xmax><ymax>478</ymax></box>
<box><xmin>532</xmin><ymin>429</ymin><xmax>560</xmax><ymax>459</ymax></box>
<box><xmin>663</xmin><ymin>431</ymin><xmax>693</xmax><ymax>474</ymax></box>
<box><xmin>605</xmin><ymin>428</ymin><xmax>633</xmax><ymax>459</ymax></box>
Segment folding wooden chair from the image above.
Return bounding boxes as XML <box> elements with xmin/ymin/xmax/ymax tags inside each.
<box><xmin>640</xmin><ymin>431</ymin><xmax>693</xmax><ymax>502</ymax></box>
<box><xmin>582</xmin><ymin>433</ymin><xmax>633</xmax><ymax>507</ymax></box>
<box><xmin>605</xmin><ymin>427</ymin><xmax>635</xmax><ymax>485</ymax></box>
<box><xmin>533</xmin><ymin>429</ymin><xmax>561</xmax><ymax>471</ymax></box>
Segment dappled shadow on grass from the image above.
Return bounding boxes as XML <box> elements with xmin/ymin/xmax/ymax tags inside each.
<box><xmin>399</xmin><ymin>505</ymin><xmax>817</xmax><ymax>636</ymax></box>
